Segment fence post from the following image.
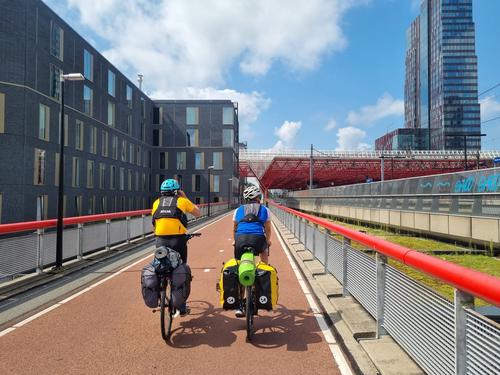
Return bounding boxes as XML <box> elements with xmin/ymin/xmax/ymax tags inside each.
<box><xmin>77</xmin><ymin>223</ymin><xmax>84</xmax><ymax>260</ymax></box>
<box><xmin>298</xmin><ymin>216</ymin><xmax>302</xmax><ymax>243</ymax></box>
<box><xmin>141</xmin><ymin>214</ymin><xmax>146</xmax><ymax>239</ymax></box>
<box><xmin>324</xmin><ymin>229</ymin><xmax>330</xmax><ymax>274</ymax></box>
<box><xmin>342</xmin><ymin>236</ymin><xmax>350</xmax><ymax>296</ymax></box>
<box><xmin>312</xmin><ymin>224</ymin><xmax>316</xmax><ymax>257</ymax></box>
<box><xmin>376</xmin><ymin>252</ymin><xmax>388</xmax><ymax>338</ymax></box>
<box><xmin>36</xmin><ymin>229</ymin><xmax>44</xmax><ymax>274</ymax></box>
<box><xmin>304</xmin><ymin>219</ymin><xmax>308</xmax><ymax>250</ymax></box>
<box><xmin>105</xmin><ymin>219</ymin><xmax>111</xmax><ymax>251</ymax></box>
<box><xmin>454</xmin><ymin>289</ymin><xmax>474</xmax><ymax>375</ymax></box>
<box><xmin>126</xmin><ymin>216</ymin><xmax>131</xmax><ymax>244</ymax></box>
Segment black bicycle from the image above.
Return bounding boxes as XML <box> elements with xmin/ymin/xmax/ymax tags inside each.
<box><xmin>156</xmin><ymin>232</ymin><xmax>201</xmax><ymax>340</ymax></box>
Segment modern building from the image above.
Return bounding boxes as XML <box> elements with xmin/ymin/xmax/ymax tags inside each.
<box><xmin>378</xmin><ymin>0</ymin><xmax>481</xmax><ymax>151</ymax></box>
<box><xmin>375</xmin><ymin>128</ymin><xmax>429</xmax><ymax>151</ymax></box>
<box><xmin>0</xmin><ymin>0</ymin><xmax>239</xmax><ymax>223</ymax></box>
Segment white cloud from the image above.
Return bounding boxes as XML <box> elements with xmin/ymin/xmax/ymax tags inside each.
<box><xmin>480</xmin><ymin>96</ymin><xmax>500</xmax><ymax>121</ymax></box>
<box><xmin>346</xmin><ymin>93</ymin><xmax>404</xmax><ymax>126</ymax></box>
<box><xmin>269</xmin><ymin>121</ymin><xmax>302</xmax><ymax>151</ymax></box>
<box><xmin>324</xmin><ymin>118</ymin><xmax>337</xmax><ymax>132</ymax></box>
<box><xmin>335</xmin><ymin>126</ymin><xmax>371</xmax><ymax>150</ymax></box>
<box><xmin>46</xmin><ymin>0</ymin><xmax>368</xmax><ymax>143</ymax></box>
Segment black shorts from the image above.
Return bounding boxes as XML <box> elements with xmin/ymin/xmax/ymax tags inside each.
<box><xmin>156</xmin><ymin>235</ymin><xmax>188</xmax><ymax>263</ymax></box>
<box><xmin>234</xmin><ymin>234</ymin><xmax>268</xmax><ymax>260</ymax></box>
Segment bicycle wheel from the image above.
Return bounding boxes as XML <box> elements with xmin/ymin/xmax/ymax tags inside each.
<box><xmin>160</xmin><ymin>279</ymin><xmax>173</xmax><ymax>340</ymax></box>
<box><xmin>245</xmin><ymin>285</ymin><xmax>254</xmax><ymax>341</ymax></box>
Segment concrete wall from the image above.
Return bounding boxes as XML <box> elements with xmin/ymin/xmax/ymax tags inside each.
<box><xmin>284</xmin><ymin>198</ymin><xmax>500</xmax><ymax>248</ymax></box>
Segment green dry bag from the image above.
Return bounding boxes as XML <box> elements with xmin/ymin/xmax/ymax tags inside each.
<box><xmin>238</xmin><ymin>252</ymin><xmax>256</xmax><ymax>287</ymax></box>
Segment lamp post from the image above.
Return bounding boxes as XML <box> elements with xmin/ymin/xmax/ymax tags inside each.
<box><xmin>207</xmin><ymin>165</ymin><xmax>214</xmax><ymax>216</ymax></box>
<box><xmin>227</xmin><ymin>178</ymin><xmax>233</xmax><ymax>209</ymax></box>
<box><xmin>55</xmin><ymin>73</ymin><xmax>84</xmax><ymax>270</ymax></box>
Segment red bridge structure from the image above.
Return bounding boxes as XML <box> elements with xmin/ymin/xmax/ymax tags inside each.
<box><xmin>239</xmin><ymin>149</ymin><xmax>500</xmax><ymax>191</ymax></box>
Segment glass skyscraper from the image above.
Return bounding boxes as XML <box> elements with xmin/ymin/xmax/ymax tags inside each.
<box><xmin>405</xmin><ymin>0</ymin><xmax>480</xmax><ymax>150</ymax></box>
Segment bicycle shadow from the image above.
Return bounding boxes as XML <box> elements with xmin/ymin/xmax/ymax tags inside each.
<box><xmin>167</xmin><ymin>302</ymin><xmax>324</xmax><ymax>352</ymax></box>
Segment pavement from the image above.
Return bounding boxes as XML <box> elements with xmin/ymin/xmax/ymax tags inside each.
<box><xmin>0</xmin><ymin>213</ymin><xmax>350</xmax><ymax>375</ymax></box>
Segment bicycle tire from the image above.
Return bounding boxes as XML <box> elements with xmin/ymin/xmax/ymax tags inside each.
<box><xmin>245</xmin><ymin>285</ymin><xmax>254</xmax><ymax>341</ymax></box>
<box><xmin>160</xmin><ymin>279</ymin><xmax>173</xmax><ymax>340</ymax></box>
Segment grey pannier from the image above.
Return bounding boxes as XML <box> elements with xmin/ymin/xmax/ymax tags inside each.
<box><xmin>141</xmin><ymin>263</ymin><xmax>160</xmax><ymax>308</ymax></box>
<box><xmin>171</xmin><ymin>264</ymin><xmax>192</xmax><ymax>309</ymax></box>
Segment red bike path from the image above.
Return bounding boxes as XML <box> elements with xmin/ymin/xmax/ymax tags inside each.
<box><xmin>0</xmin><ymin>214</ymin><xmax>344</xmax><ymax>374</ymax></box>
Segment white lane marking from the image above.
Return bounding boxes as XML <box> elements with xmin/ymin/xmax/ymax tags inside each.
<box><xmin>0</xmin><ymin>212</ymin><xmax>232</xmax><ymax>338</ymax></box>
<box><xmin>227</xmin><ymin>238</ymin><xmax>232</xmax><ymax>241</ymax></box>
<box><xmin>219</xmin><ymin>249</ymin><xmax>224</xmax><ymax>253</ymax></box>
<box><xmin>203</xmin><ymin>269</ymin><xmax>211</xmax><ymax>273</ymax></box>
<box><xmin>272</xmin><ymin>221</ymin><xmax>353</xmax><ymax>375</ymax></box>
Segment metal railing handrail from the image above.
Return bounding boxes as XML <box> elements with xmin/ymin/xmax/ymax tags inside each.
<box><xmin>0</xmin><ymin>202</ymin><xmax>229</xmax><ymax>235</ymax></box>
<box><xmin>270</xmin><ymin>201</ymin><xmax>500</xmax><ymax>306</ymax></box>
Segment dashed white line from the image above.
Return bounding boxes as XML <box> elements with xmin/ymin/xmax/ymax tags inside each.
<box><xmin>272</xmin><ymin>221</ymin><xmax>353</xmax><ymax>375</ymax></box>
<box><xmin>0</xmin><ymin>212</ymin><xmax>232</xmax><ymax>338</ymax></box>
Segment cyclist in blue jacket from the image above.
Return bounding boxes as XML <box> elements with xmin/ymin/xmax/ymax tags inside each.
<box><xmin>233</xmin><ymin>185</ymin><xmax>271</xmax><ymax>263</ymax></box>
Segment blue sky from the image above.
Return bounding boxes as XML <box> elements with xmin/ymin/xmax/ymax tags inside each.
<box><xmin>44</xmin><ymin>0</ymin><xmax>500</xmax><ymax>150</ymax></box>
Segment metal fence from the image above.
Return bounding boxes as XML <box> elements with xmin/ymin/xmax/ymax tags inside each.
<box><xmin>0</xmin><ymin>202</ymin><xmax>229</xmax><ymax>281</ymax></box>
<box><xmin>286</xmin><ymin>167</ymin><xmax>500</xmax><ymax>217</ymax></box>
<box><xmin>270</xmin><ymin>203</ymin><xmax>500</xmax><ymax>375</ymax></box>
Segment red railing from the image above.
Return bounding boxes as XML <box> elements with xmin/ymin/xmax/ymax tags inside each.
<box><xmin>0</xmin><ymin>202</ymin><xmax>229</xmax><ymax>235</ymax></box>
<box><xmin>270</xmin><ymin>201</ymin><xmax>500</xmax><ymax>306</ymax></box>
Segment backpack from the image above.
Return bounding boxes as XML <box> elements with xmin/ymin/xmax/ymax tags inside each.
<box><xmin>153</xmin><ymin>196</ymin><xmax>188</xmax><ymax>228</ymax></box>
<box><xmin>254</xmin><ymin>262</ymin><xmax>278</xmax><ymax>311</ymax></box>
<box><xmin>218</xmin><ymin>258</ymin><xmax>241</xmax><ymax>310</ymax></box>
<box><xmin>237</xmin><ymin>204</ymin><xmax>263</xmax><ymax>226</ymax></box>
<box><xmin>141</xmin><ymin>264</ymin><xmax>160</xmax><ymax>308</ymax></box>
<box><xmin>152</xmin><ymin>246</ymin><xmax>182</xmax><ymax>275</ymax></box>
<box><xmin>170</xmin><ymin>264</ymin><xmax>192</xmax><ymax>309</ymax></box>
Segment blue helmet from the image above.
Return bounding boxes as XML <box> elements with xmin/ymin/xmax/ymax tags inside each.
<box><xmin>160</xmin><ymin>179</ymin><xmax>180</xmax><ymax>192</ymax></box>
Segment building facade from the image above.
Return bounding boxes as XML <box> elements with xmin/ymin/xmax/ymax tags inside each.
<box><xmin>406</xmin><ymin>0</ymin><xmax>481</xmax><ymax>150</ymax></box>
<box><xmin>151</xmin><ymin>100</ymin><xmax>239</xmax><ymax>206</ymax></box>
<box><xmin>0</xmin><ymin>0</ymin><xmax>239</xmax><ymax>223</ymax></box>
<box><xmin>375</xmin><ymin>128</ymin><xmax>429</xmax><ymax>151</ymax></box>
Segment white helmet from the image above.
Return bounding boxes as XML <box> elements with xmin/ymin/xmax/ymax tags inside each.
<box><xmin>243</xmin><ymin>185</ymin><xmax>261</xmax><ymax>200</ymax></box>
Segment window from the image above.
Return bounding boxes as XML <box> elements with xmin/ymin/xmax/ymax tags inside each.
<box><xmin>55</xmin><ymin>153</ymin><xmax>60</xmax><ymax>186</ymax></box>
<box><xmin>213</xmin><ymin>152</ymin><xmax>223</xmax><ymax>169</ymax></box>
<box><xmin>83</xmin><ymin>85</ymin><xmax>93</xmax><ymax>116</ymax></box>
<box><xmin>75</xmin><ymin>196</ymin><xmax>82</xmax><ymax>216</ymax></box>
<box><xmin>186</xmin><ymin>128</ymin><xmax>199</xmax><ymax>146</ymax></box>
<box><xmin>126</xmin><ymin>85</ymin><xmax>133</xmax><ymax>108</ymax></box>
<box><xmin>34</xmin><ymin>148</ymin><xmax>46</xmax><ymax>185</ymax></box>
<box><xmin>0</xmin><ymin>92</ymin><xmax>5</xmax><ymax>133</ymax></box>
<box><xmin>192</xmin><ymin>174</ymin><xmax>201</xmax><ymax>192</ymax></box>
<box><xmin>223</xmin><ymin>129</ymin><xmax>234</xmax><ymax>147</ymax></box>
<box><xmin>195</xmin><ymin>152</ymin><xmax>204</xmax><ymax>169</ymax></box>
<box><xmin>100</xmin><ymin>196</ymin><xmax>107</xmax><ymax>214</ymax></box>
<box><xmin>88</xmin><ymin>196</ymin><xmax>95</xmax><ymax>215</ymax></box>
<box><xmin>108</xmin><ymin>70</ymin><xmax>115</xmax><ymax>97</ymax></box>
<box><xmin>211</xmin><ymin>175</ymin><xmax>220</xmax><ymax>193</ymax></box>
<box><xmin>87</xmin><ymin>160</ymin><xmax>94</xmax><ymax>188</ymax></box>
<box><xmin>50</xmin><ymin>65</ymin><xmax>61</xmax><ymax>100</ymax></box>
<box><xmin>50</xmin><ymin>21</ymin><xmax>64</xmax><ymax>60</ymax></box>
<box><xmin>59</xmin><ymin>114</ymin><xmax>68</xmax><ymax>146</ymax></box>
<box><xmin>102</xmin><ymin>130</ymin><xmax>109</xmax><ymax>157</ymax></box>
<box><xmin>110</xmin><ymin>165</ymin><xmax>116</xmax><ymax>189</ymax></box>
<box><xmin>135</xmin><ymin>171</ymin><xmax>139</xmax><ymax>191</ymax></box>
<box><xmin>129</xmin><ymin>143</ymin><xmax>134</xmax><ymax>164</ymax></box>
<box><xmin>128</xmin><ymin>170</ymin><xmax>132</xmax><ymax>191</ymax></box>
<box><xmin>121</xmin><ymin>140</ymin><xmax>127</xmax><ymax>162</ymax></box>
<box><xmin>84</xmin><ymin>49</ymin><xmax>93</xmax><ymax>81</ymax></box>
<box><xmin>223</xmin><ymin>107</ymin><xmax>234</xmax><ymax>125</ymax></box>
<box><xmin>72</xmin><ymin>157</ymin><xmax>80</xmax><ymax>187</ymax></box>
<box><xmin>141</xmin><ymin>97</ymin><xmax>146</xmax><ymax>118</ymax></box>
<box><xmin>176</xmin><ymin>152</ymin><xmax>186</xmax><ymax>170</ymax></box>
<box><xmin>99</xmin><ymin>163</ymin><xmax>106</xmax><ymax>189</ymax></box>
<box><xmin>159</xmin><ymin>152</ymin><xmax>167</xmax><ymax>169</ymax></box>
<box><xmin>39</xmin><ymin>104</ymin><xmax>50</xmax><ymax>141</ymax></box>
<box><xmin>36</xmin><ymin>195</ymin><xmax>48</xmax><ymax>220</ymax></box>
<box><xmin>75</xmin><ymin>120</ymin><xmax>84</xmax><ymax>150</ymax></box>
<box><xmin>186</xmin><ymin>107</ymin><xmax>199</xmax><ymax>125</ymax></box>
<box><xmin>120</xmin><ymin>167</ymin><xmax>125</xmax><ymax>190</ymax></box>
<box><xmin>127</xmin><ymin>114</ymin><xmax>132</xmax><ymax>135</ymax></box>
<box><xmin>107</xmin><ymin>101</ymin><xmax>115</xmax><ymax>127</ymax></box>
<box><xmin>136</xmin><ymin>146</ymin><xmax>141</xmax><ymax>166</ymax></box>
<box><xmin>90</xmin><ymin>126</ymin><xmax>97</xmax><ymax>154</ymax></box>
<box><xmin>153</xmin><ymin>129</ymin><xmax>161</xmax><ymax>146</ymax></box>
<box><xmin>112</xmin><ymin>136</ymin><xmax>118</xmax><ymax>159</ymax></box>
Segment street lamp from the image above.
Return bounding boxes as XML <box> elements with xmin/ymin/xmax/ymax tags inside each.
<box><xmin>207</xmin><ymin>165</ymin><xmax>214</xmax><ymax>216</ymax></box>
<box><xmin>227</xmin><ymin>178</ymin><xmax>233</xmax><ymax>209</ymax></box>
<box><xmin>55</xmin><ymin>72</ymin><xmax>84</xmax><ymax>270</ymax></box>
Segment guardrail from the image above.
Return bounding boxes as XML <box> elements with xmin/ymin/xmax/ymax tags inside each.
<box><xmin>0</xmin><ymin>202</ymin><xmax>229</xmax><ymax>281</ymax></box>
<box><xmin>269</xmin><ymin>201</ymin><xmax>500</xmax><ymax>375</ymax></box>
